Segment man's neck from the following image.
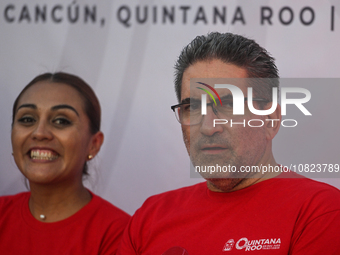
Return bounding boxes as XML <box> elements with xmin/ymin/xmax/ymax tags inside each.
<box><xmin>206</xmin><ymin>157</ymin><xmax>280</xmax><ymax>193</ymax></box>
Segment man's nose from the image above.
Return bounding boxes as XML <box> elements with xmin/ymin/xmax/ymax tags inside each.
<box><xmin>199</xmin><ymin>105</ymin><xmax>223</xmax><ymax>136</ymax></box>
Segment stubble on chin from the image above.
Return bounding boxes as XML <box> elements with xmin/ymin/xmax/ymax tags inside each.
<box><xmin>206</xmin><ymin>177</ymin><xmax>246</xmax><ymax>192</ymax></box>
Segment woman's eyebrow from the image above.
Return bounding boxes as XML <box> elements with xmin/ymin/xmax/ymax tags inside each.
<box><xmin>16</xmin><ymin>104</ymin><xmax>37</xmax><ymax>113</ymax></box>
<box><xmin>51</xmin><ymin>104</ymin><xmax>79</xmax><ymax>116</ymax></box>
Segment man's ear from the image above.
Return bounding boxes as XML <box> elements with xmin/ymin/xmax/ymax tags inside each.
<box><xmin>264</xmin><ymin>103</ymin><xmax>281</xmax><ymax>141</ymax></box>
<box><xmin>87</xmin><ymin>131</ymin><xmax>104</xmax><ymax>160</ymax></box>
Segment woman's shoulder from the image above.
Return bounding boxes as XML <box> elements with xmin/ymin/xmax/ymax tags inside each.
<box><xmin>0</xmin><ymin>192</ymin><xmax>30</xmax><ymax>208</ymax></box>
<box><xmin>0</xmin><ymin>192</ymin><xmax>30</xmax><ymax>222</ymax></box>
<box><xmin>85</xmin><ymin>191</ymin><xmax>131</xmax><ymax>221</ymax></box>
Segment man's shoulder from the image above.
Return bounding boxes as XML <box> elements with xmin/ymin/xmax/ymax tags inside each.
<box><xmin>272</xmin><ymin>172</ymin><xmax>340</xmax><ymax>211</ymax></box>
<box><xmin>148</xmin><ymin>181</ymin><xmax>206</xmax><ymax>200</ymax></box>
<box><xmin>136</xmin><ymin>182</ymin><xmax>206</xmax><ymax>213</ymax></box>
<box><xmin>276</xmin><ymin>171</ymin><xmax>340</xmax><ymax>194</ymax></box>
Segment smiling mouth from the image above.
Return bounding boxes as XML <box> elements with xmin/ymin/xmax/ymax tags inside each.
<box><xmin>30</xmin><ymin>150</ymin><xmax>59</xmax><ymax>161</ymax></box>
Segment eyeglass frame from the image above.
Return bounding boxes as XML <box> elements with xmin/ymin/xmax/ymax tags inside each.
<box><xmin>171</xmin><ymin>97</ymin><xmax>270</xmax><ymax>125</ymax></box>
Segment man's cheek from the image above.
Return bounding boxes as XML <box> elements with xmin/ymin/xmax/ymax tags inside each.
<box><xmin>181</xmin><ymin>126</ymin><xmax>191</xmax><ymax>154</ymax></box>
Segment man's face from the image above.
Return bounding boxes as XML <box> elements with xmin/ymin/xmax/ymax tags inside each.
<box><xmin>181</xmin><ymin>59</ymin><xmax>272</xmax><ymax>192</ymax></box>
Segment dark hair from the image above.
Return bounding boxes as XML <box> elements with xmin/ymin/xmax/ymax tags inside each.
<box><xmin>174</xmin><ymin>32</ymin><xmax>279</xmax><ymax>102</ymax></box>
<box><xmin>12</xmin><ymin>72</ymin><xmax>101</xmax><ymax>175</ymax></box>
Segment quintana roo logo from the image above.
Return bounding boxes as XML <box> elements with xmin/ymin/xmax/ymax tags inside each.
<box><xmin>196</xmin><ymin>82</ymin><xmax>223</xmax><ymax>115</ymax></box>
<box><xmin>223</xmin><ymin>239</ymin><xmax>235</xmax><ymax>251</ymax></box>
<box><xmin>223</xmin><ymin>237</ymin><xmax>281</xmax><ymax>252</ymax></box>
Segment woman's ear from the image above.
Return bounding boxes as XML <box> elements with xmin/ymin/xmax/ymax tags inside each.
<box><xmin>87</xmin><ymin>131</ymin><xmax>104</xmax><ymax>160</ymax></box>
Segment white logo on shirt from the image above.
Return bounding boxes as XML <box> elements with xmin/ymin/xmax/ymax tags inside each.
<box><xmin>223</xmin><ymin>239</ymin><xmax>235</xmax><ymax>251</ymax></box>
<box><xmin>223</xmin><ymin>237</ymin><xmax>281</xmax><ymax>252</ymax></box>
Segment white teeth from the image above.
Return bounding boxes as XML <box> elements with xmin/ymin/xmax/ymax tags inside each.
<box><xmin>30</xmin><ymin>150</ymin><xmax>58</xmax><ymax>161</ymax></box>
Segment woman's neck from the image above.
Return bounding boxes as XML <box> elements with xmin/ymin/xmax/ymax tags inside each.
<box><xmin>28</xmin><ymin>182</ymin><xmax>92</xmax><ymax>222</ymax></box>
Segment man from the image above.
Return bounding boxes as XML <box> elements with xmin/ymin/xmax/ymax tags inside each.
<box><xmin>118</xmin><ymin>32</ymin><xmax>340</xmax><ymax>254</ymax></box>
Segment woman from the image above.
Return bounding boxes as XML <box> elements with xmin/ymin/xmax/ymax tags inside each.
<box><xmin>0</xmin><ymin>72</ymin><xmax>130</xmax><ymax>254</ymax></box>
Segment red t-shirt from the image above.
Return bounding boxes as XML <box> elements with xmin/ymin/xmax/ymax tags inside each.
<box><xmin>0</xmin><ymin>191</ymin><xmax>130</xmax><ymax>255</ymax></box>
<box><xmin>118</xmin><ymin>172</ymin><xmax>340</xmax><ymax>254</ymax></box>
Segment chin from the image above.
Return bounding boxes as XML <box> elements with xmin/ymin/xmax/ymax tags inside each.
<box><xmin>206</xmin><ymin>178</ymin><xmax>245</xmax><ymax>192</ymax></box>
<box><xmin>22</xmin><ymin>169</ymin><xmax>56</xmax><ymax>185</ymax></box>
<box><xmin>25</xmin><ymin>175</ymin><xmax>53</xmax><ymax>185</ymax></box>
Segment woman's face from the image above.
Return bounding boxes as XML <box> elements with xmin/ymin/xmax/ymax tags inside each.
<box><xmin>11</xmin><ymin>81</ymin><xmax>99</xmax><ymax>185</ymax></box>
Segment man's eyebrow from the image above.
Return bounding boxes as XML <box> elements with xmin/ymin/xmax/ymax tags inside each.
<box><xmin>51</xmin><ymin>104</ymin><xmax>79</xmax><ymax>116</ymax></box>
<box><xmin>220</xmin><ymin>94</ymin><xmax>233</xmax><ymax>100</ymax></box>
<box><xmin>181</xmin><ymin>98</ymin><xmax>191</xmax><ymax>104</ymax></box>
<box><xmin>181</xmin><ymin>97</ymin><xmax>202</xmax><ymax>104</ymax></box>
<box><xmin>16</xmin><ymin>104</ymin><xmax>37</xmax><ymax>113</ymax></box>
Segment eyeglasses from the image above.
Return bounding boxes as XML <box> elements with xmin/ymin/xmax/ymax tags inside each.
<box><xmin>171</xmin><ymin>98</ymin><xmax>269</xmax><ymax>126</ymax></box>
